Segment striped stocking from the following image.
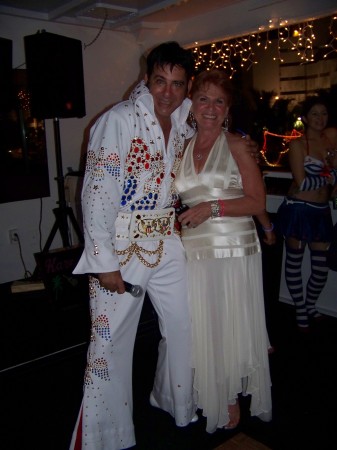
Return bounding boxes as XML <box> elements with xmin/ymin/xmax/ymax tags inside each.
<box><xmin>306</xmin><ymin>249</ymin><xmax>329</xmax><ymax>318</ymax></box>
<box><xmin>285</xmin><ymin>245</ymin><xmax>307</xmax><ymax>327</ymax></box>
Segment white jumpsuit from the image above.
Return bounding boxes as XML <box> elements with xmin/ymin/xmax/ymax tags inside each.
<box><xmin>69</xmin><ymin>81</ymin><xmax>195</xmax><ymax>450</ymax></box>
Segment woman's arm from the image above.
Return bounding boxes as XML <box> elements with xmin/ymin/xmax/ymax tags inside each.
<box><xmin>325</xmin><ymin>127</ymin><xmax>337</xmax><ymax>170</ymax></box>
<box><xmin>289</xmin><ymin>137</ymin><xmax>336</xmax><ymax>190</ymax></box>
<box><xmin>255</xmin><ymin>211</ymin><xmax>276</xmax><ymax>245</ymax></box>
<box><xmin>225</xmin><ymin>133</ymin><xmax>266</xmax><ymax>216</ymax></box>
<box><xmin>288</xmin><ymin>138</ymin><xmax>307</xmax><ymax>189</ymax></box>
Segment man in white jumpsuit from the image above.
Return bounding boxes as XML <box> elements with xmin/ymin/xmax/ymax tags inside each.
<box><xmin>70</xmin><ymin>42</ymin><xmax>197</xmax><ymax>450</ymax></box>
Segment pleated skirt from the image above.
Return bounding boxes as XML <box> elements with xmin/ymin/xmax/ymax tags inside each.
<box><xmin>187</xmin><ymin>253</ymin><xmax>272</xmax><ymax>433</ymax></box>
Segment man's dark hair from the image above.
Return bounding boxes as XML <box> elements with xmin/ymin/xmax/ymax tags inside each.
<box><xmin>146</xmin><ymin>41</ymin><xmax>195</xmax><ymax>80</ymax></box>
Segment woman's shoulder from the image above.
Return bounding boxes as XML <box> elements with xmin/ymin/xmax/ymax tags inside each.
<box><xmin>289</xmin><ymin>134</ymin><xmax>305</xmax><ymax>151</ymax></box>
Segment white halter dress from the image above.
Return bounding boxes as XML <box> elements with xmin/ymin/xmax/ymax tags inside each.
<box><xmin>175</xmin><ymin>131</ymin><xmax>272</xmax><ymax>433</ymax></box>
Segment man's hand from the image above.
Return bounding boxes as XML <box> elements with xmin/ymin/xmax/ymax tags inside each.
<box><xmin>98</xmin><ymin>270</ymin><xmax>126</xmax><ymax>294</ymax></box>
<box><xmin>227</xmin><ymin>132</ymin><xmax>260</xmax><ymax>163</ymax></box>
<box><xmin>244</xmin><ymin>134</ymin><xmax>260</xmax><ymax>163</ymax></box>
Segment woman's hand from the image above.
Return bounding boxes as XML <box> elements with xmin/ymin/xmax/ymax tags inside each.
<box><xmin>178</xmin><ymin>202</ymin><xmax>212</xmax><ymax>228</ymax></box>
<box><xmin>326</xmin><ymin>149</ymin><xmax>337</xmax><ymax>170</ymax></box>
<box><xmin>263</xmin><ymin>230</ymin><xmax>276</xmax><ymax>245</ymax></box>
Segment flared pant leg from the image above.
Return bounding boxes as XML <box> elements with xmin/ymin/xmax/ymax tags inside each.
<box><xmin>70</xmin><ymin>236</ymin><xmax>195</xmax><ymax>449</ymax></box>
<box><xmin>147</xmin><ymin>236</ymin><xmax>196</xmax><ymax>427</ymax></box>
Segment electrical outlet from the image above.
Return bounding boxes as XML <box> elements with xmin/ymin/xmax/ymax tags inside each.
<box><xmin>9</xmin><ymin>229</ymin><xmax>19</xmax><ymax>244</ymax></box>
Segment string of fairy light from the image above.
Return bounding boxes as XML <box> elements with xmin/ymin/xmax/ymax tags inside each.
<box><xmin>193</xmin><ymin>15</ymin><xmax>337</xmax><ymax>77</ymax></box>
<box><xmin>192</xmin><ymin>14</ymin><xmax>337</xmax><ymax>167</ymax></box>
<box><xmin>260</xmin><ymin>130</ymin><xmax>302</xmax><ymax>167</ymax></box>
<box><xmin>323</xmin><ymin>14</ymin><xmax>337</xmax><ymax>58</ymax></box>
<box><xmin>17</xmin><ymin>89</ymin><xmax>30</xmax><ymax>112</ymax></box>
<box><xmin>274</xmin><ymin>21</ymin><xmax>315</xmax><ymax>63</ymax></box>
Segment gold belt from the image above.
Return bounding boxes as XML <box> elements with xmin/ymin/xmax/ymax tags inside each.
<box><xmin>115</xmin><ymin>208</ymin><xmax>175</xmax><ymax>268</ymax></box>
<box><xmin>116</xmin><ymin>208</ymin><xmax>175</xmax><ymax>241</ymax></box>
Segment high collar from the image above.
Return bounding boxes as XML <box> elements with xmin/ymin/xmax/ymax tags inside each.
<box><xmin>129</xmin><ymin>80</ymin><xmax>192</xmax><ymax>128</ymax></box>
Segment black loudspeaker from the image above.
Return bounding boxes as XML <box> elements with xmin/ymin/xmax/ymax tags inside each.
<box><xmin>0</xmin><ymin>37</ymin><xmax>13</xmax><ymax>114</ymax></box>
<box><xmin>24</xmin><ymin>32</ymin><xmax>86</xmax><ymax>119</ymax></box>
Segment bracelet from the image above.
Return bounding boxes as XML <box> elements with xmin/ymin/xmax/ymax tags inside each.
<box><xmin>218</xmin><ymin>199</ymin><xmax>226</xmax><ymax>217</ymax></box>
<box><xmin>210</xmin><ymin>200</ymin><xmax>220</xmax><ymax>218</ymax></box>
<box><xmin>262</xmin><ymin>222</ymin><xmax>274</xmax><ymax>232</ymax></box>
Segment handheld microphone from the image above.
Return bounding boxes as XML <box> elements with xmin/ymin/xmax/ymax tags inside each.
<box><xmin>124</xmin><ymin>281</ymin><xmax>144</xmax><ymax>298</ymax></box>
<box><xmin>90</xmin><ymin>274</ymin><xmax>143</xmax><ymax>298</ymax></box>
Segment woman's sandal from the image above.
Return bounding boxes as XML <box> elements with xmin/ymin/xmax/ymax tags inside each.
<box><xmin>224</xmin><ymin>401</ymin><xmax>240</xmax><ymax>430</ymax></box>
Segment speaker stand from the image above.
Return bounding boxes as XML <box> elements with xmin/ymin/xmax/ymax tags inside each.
<box><xmin>42</xmin><ymin>117</ymin><xmax>84</xmax><ymax>253</ymax></box>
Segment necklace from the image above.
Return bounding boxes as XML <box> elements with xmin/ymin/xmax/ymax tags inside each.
<box><xmin>194</xmin><ymin>137</ymin><xmax>217</xmax><ymax>161</ymax></box>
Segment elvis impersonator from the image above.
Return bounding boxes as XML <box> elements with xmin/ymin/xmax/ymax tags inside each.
<box><xmin>69</xmin><ymin>41</ymin><xmax>257</xmax><ymax>450</ymax></box>
<box><xmin>69</xmin><ymin>42</ymin><xmax>198</xmax><ymax>450</ymax></box>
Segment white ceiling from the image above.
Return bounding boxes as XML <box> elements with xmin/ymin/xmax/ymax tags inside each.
<box><xmin>0</xmin><ymin>0</ymin><xmax>244</xmax><ymax>31</ymax></box>
<box><xmin>1</xmin><ymin>0</ymin><xmax>336</xmax><ymax>48</ymax></box>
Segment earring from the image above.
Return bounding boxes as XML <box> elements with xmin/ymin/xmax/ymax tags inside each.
<box><xmin>188</xmin><ymin>111</ymin><xmax>197</xmax><ymax>130</ymax></box>
<box><xmin>223</xmin><ymin>117</ymin><xmax>229</xmax><ymax>132</ymax></box>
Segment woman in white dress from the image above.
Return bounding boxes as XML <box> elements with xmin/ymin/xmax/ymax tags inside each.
<box><xmin>175</xmin><ymin>69</ymin><xmax>272</xmax><ymax>433</ymax></box>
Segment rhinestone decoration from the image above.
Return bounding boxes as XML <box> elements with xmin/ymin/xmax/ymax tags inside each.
<box><xmin>93</xmin><ymin>314</ymin><xmax>111</xmax><ymax>341</ymax></box>
<box><xmin>85</xmin><ymin>356</ymin><xmax>110</xmax><ymax>384</ymax></box>
<box><xmin>86</xmin><ymin>147</ymin><xmax>121</xmax><ymax>181</ymax></box>
<box><xmin>121</xmin><ymin>137</ymin><xmax>166</xmax><ymax>210</ymax></box>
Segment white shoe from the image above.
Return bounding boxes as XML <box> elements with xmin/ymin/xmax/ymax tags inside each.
<box><xmin>190</xmin><ymin>413</ymin><xmax>199</xmax><ymax>423</ymax></box>
<box><xmin>149</xmin><ymin>393</ymin><xmax>198</xmax><ymax>423</ymax></box>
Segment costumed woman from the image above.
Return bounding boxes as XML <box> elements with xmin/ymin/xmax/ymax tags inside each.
<box><xmin>277</xmin><ymin>96</ymin><xmax>337</xmax><ymax>331</ymax></box>
<box><xmin>175</xmin><ymin>69</ymin><xmax>272</xmax><ymax>433</ymax></box>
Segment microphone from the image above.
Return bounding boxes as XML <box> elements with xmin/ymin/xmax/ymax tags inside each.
<box><xmin>124</xmin><ymin>281</ymin><xmax>144</xmax><ymax>298</ymax></box>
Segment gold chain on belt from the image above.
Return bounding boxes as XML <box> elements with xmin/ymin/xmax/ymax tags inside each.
<box><xmin>116</xmin><ymin>240</ymin><xmax>164</xmax><ymax>268</ymax></box>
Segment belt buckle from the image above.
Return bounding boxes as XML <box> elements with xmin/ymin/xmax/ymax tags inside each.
<box><xmin>130</xmin><ymin>208</ymin><xmax>175</xmax><ymax>241</ymax></box>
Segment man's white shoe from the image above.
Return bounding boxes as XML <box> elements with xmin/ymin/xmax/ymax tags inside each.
<box><xmin>149</xmin><ymin>393</ymin><xmax>198</xmax><ymax>423</ymax></box>
<box><xmin>190</xmin><ymin>413</ymin><xmax>199</xmax><ymax>423</ymax></box>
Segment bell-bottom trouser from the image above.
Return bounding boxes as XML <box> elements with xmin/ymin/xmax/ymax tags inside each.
<box><xmin>69</xmin><ymin>235</ymin><xmax>195</xmax><ymax>450</ymax></box>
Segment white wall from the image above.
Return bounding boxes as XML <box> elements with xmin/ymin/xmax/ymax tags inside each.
<box><xmin>0</xmin><ymin>15</ymin><xmax>141</xmax><ymax>283</ymax></box>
